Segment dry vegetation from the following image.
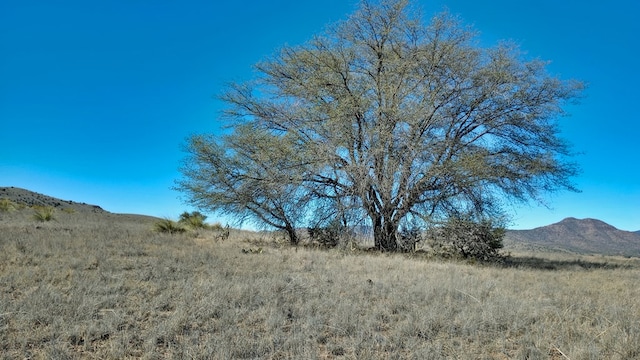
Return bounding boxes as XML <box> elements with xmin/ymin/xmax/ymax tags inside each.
<box><xmin>1</xmin><ymin>208</ymin><xmax>639</xmax><ymax>359</ymax></box>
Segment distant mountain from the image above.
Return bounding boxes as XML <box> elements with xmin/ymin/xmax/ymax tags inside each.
<box><xmin>505</xmin><ymin>217</ymin><xmax>640</xmax><ymax>256</ymax></box>
<box><xmin>0</xmin><ymin>186</ymin><xmax>106</xmax><ymax>213</ymax></box>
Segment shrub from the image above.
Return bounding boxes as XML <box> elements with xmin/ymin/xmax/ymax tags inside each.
<box><xmin>398</xmin><ymin>223</ymin><xmax>423</xmax><ymax>252</ymax></box>
<box><xmin>178</xmin><ymin>211</ymin><xmax>208</xmax><ymax>229</ymax></box>
<box><xmin>209</xmin><ymin>222</ymin><xmax>224</xmax><ymax>231</ymax></box>
<box><xmin>308</xmin><ymin>220</ymin><xmax>345</xmax><ymax>248</ymax></box>
<box><xmin>214</xmin><ymin>224</ymin><xmax>230</xmax><ymax>241</ymax></box>
<box><xmin>32</xmin><ymin>206</ymin><xmax>56</xmax><ymax>222</ymax></box>
<box><xmin>426</xmin><ymin>217</ymin><xmax>504</xmax><ymax>261</ymax></box>
<box><xmin>154</xmin><ymin>218</ymin><xmax>186</xmax><ymax>234</ymax></box>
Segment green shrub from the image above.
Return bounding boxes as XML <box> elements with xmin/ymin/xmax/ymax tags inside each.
<box><xmin>178</xmin><ymin>211</ymin><xmax>208</xmax><ymax>229</ymax></box>
<box><xmin>154</xmin><ymin>218</ymin><xmax>186</xmax><ymax>234</ymax></box>
<box><xmin>32</xmin><ymin>206</ymin><xmax>56</xmax><ymax>222</ymax></box>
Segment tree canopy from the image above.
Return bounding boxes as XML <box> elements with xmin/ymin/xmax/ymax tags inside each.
<box><xmin>176</xmin><ymin>0</ymin><xmax>583</xmax><ymax>251</ymax></box>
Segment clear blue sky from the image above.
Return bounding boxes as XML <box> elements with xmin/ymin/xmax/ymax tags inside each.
<box><xmin>1</xmin><ymin>0</ymin><xmax>638</xmax><ymax>231</ymax></box>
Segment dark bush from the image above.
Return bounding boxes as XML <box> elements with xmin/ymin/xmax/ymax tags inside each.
<box><xmin>398</xmin><ymin>223</ymin><xmax>423</xmax><ymax>252</ymax></box>
<box><xmin>308</xmin><ymin>220</ymin><xmax>345</xmax><ymax>248</ymax></box>
<box><xmin>427</xmin><ymin>217</ymin><xmax>504</xmax><ymax>261</ymax></box>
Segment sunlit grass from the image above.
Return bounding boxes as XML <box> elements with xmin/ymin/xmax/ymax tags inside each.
<box><xmin>1</xmin><ymin>210</ymin><xmax>639</xmax><ymax>358</ymax></box>
<box><xmin>0</xmin><ymin>198</ymin><xmax>19</xmax><ymax>212</ymax></box>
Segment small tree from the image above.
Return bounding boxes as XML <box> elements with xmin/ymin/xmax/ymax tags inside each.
<box><xmin>178</xmin><ymin>211</ymin><xmax>208</xmax><ymax>229</ymax></box>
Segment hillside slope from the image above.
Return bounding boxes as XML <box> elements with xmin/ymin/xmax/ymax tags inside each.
<box><xmin>1</xmin><ymin>186</ymin><xmax>106</xmax><ymax>213</ymax></box>
<box><xmin>0</xmin><ymin>186</ymin><xmax>163</xmax><ymax>224</ymax></box>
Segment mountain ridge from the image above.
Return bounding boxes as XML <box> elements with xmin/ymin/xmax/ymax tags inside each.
<box><xmin>505</xmin><ymin>217</ymin><xmax>640</xmax><ymax>256</ymax></box>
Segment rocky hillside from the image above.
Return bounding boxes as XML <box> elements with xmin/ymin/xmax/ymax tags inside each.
<box><xmin>0</xmin><ymin>186</ymin><xmax>106</xmax><ymax>213</ymax></box>
<box><xmin>505</xmin><ymin>217</ymin><xmax>640</xmax><ymax>256</ymax></box>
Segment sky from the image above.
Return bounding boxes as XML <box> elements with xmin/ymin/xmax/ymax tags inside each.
<box><xmin>1</xmin><ymin>0</ymin><xmax>638</xmax><ymax>231</ymax></box>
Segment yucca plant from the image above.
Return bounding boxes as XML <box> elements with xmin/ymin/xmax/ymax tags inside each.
<box><xmin>0</xmin><ymin>198</ymin><xmax>17</xmax><ymax>212</ymax></box>
<box><xmin>154</xmin><ymin>218</ymin><xmax>186</xmax><ymax>234</ymax></box>
<box><xmin>32</xmin><ymin>205</ymin><xmax>56</xmax><ymax>222</ymax></box>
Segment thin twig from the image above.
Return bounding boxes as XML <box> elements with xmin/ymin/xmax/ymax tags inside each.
<box><xmin>323</xmin><ymin>325</ymin><xmax>346</xmax><ymax>334</ymax></box>
<box><xmin>455</xmin><ymin>289</ymin><xmax>481</xmax><ymax>303</ymax></box>
<box><xmin>552</xmin><ymin>345</ymin><xmax>571</xmax><ymax>360</ymax></box>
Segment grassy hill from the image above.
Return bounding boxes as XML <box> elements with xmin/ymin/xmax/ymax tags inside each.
<box><xmin>1</xmin><ymin>197</ymin><xmax>640</xmax><ymax>358</ymax></box>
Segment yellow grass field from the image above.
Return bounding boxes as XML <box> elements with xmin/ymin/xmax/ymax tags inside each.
<box><xmin>1</xmin><ymin>209</ymin><xmax>639</xmax><ymax>359</ymax></box>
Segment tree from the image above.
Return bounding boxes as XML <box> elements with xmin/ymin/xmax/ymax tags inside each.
<box><xmin>176</xmin><ymin>126</ymin><xmax>314</xmax><ymax>244</ymax></box>
<box><xmin>176</xmin><ymin>0</ymin><xmax>583</xmax><ymax>251</ymax></box>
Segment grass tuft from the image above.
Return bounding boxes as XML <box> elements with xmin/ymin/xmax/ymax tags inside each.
<box><xmin>0</xmin><ymin>198</ymin><xmax>19</xmax><ymax>212</ymax></box>
<box><xmin>32</xmin><ymin>205</ymin><xmax>56</xmax><ymax>221</ymax></box>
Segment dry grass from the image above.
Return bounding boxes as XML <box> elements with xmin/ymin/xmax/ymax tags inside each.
<box><xmin>1</xmin><ymin>209</ymin><xmax>639</xmax><ymax>359</ymax></box>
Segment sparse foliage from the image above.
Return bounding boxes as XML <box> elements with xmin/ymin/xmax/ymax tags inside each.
<box><xmin>176</xmin><ymin>130</ymin><xmax>311</xmax><ymax>245</ymax></box>
<box><xmin>176</xmin><ymin>0</ymin><xmax>582</xmax><ymax>251</ymax></box>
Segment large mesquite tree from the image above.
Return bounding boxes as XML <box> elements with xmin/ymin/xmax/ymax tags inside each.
<box><xmin>176</xmin><ymin>0</ymin><xmax>583</xmax><ymax>251</ymax></box>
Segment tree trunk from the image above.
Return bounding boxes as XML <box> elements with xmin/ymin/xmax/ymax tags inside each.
<box><xmin>372</xmin><ymin>215</ymin><xmax>398</xmax><ymax>252</ymax></box>
<box><xmin>285</xmin><ymin>224</ymin><xmax>299</xmax><ymax>245</ymax></box>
